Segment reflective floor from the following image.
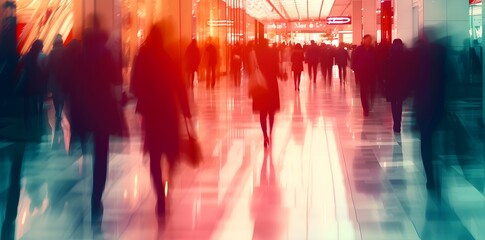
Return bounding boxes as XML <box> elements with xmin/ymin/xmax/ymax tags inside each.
<box><xmin>1</xmin><ymin>69</ymin><xmax>485</xmax><ymax>240</ymax></box>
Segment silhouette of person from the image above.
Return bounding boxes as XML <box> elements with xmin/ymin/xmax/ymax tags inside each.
<box><xmin>291</xmin><ymin>43</ymin><xmax>305</xmax><ymax>91</ymax></box>
<box><xmin>320</xmin><ymin>43</ymin><xmax>335</xmax><ymax>84</ymax></box>
<box><xmin>335</xmin><ymin>42</ymin><xmax>350</xmax><ymax>85</ymax></box>
<box><xmin>66</xmin><ymin>15</ymin><xmax>126</xmax><ymax>223</ymax></box>
<box><xmin>231</xmin><ymin>42</ymin><xmax>243</xmax><ymax>86</ymax></box>
<box><xmin>413</xmin><ymin>30</ymin><xmax>447</xmax><ymax>190</ymax></box>
<box><xmin>204</xmin><ymin>38</ymin><xmax>218</xmax><ymax>89</ymax></box>
<box><xmin>131</xmin><ymin>25</ymin><xmax>191</xmax><ymax>218</ymax></box>
<box><xmin>47</xmin><ymin>34</ymin><xmax>65</xmax><ymax>133</ymax></box>
<box><xmin>184</xmin><ymin>39</ymin><xmax>201</xmax><ymax>87</ymax></box>
<box><xmin>249</xmin><ymin>39</ymin><xmax>280</xmax><ymax>148</ymax></box>
<box><xmin>352</xmin><ymin>35</ymin><xmax>377</xmax><ymax>116</ymax></box>
<box><xmin>386</xmin><ymin>39</ymin><xmax>411</xmax><ymax>133</ymax></box>
<box><xmin>306</xmin><ymin>40</ymin><xmax>319</xmax><ymax>83</ymax></box>
<box><xmin>21</xmin><ymin>40</ymin><xmax>49</xmax><ymax>140</ymax></box>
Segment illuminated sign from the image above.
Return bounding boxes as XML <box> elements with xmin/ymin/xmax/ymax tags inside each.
<box><xmin>326</xmin><ymin>16</ymin><xmax>352</xmax><ymax>25</ymax></box>
<box><xmin>207</xmin><ymin>20</ymin><xmax>234</xmax><ymax>27</ymax></box>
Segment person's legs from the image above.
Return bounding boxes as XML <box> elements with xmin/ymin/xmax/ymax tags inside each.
<box><xmin>260</xmin><ymin>111</ymin><xmax>269</xmax><ymax>148</ymax></box>
<box><xmin>149</xmin><ymin>149</ymin><xmax>165</xmax><ymax>215</ymax></box>
<box><xmin>342</xmin><ymin>65</ymin><xmax>347</xmax><ymax>81</ymax></box>
<box><xmin>206</xmin><ymin>67</ymin><xmax>211</xmax><ymax>88</ymax></box>
<box><xmin>312</xmin><ymin>63</ymin><xmax>318</xmax><ymax>82</ymax></box>
<box><xmin>360</xmin><ymin>80</ymin><xmax>369</xmax><ymax>115</ymax></box>
<box><xmin>296</xmin><ymin>71</ymin><xmax>301</xmax><ymax>91</ymax></box>
<box><xmin>420</xmin><ymin>128</ymin><xmax>436</xmax><ymax>189</ymax></box>
<box><xmin>210</xmin><ymin>65</ymin><xmax>216</xmax><ymax>88</ymax></box>
<box><xmin>307</xmin><ymin>63</ymin><xmax>312</xmax><ymax>80</ymax></box>
<box><xmin>391</xmin><ymin>101</ymin><xmax>403</xmax><ymax>132</ymax></box>
<box><xmin>268</xmin><ymin>111</ymin><xmax>275</xmax><ymax>136</ymax></box>
<box><xmin>92</xmin><ymin>133</ymin><xmax>109</xmax><ymax>219</ymax></box>
<box><xmin>293</xmin><ymin>71</ymin><xmax>298</xmax><ymax>90</ymax></box>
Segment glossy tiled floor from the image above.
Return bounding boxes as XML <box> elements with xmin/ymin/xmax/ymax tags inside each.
<box><xmin>1</xmin><ymin>68</ymin><xmax>485</xmax><ymax>240</ymax></box>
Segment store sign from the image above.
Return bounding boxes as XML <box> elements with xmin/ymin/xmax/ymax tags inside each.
<box><xmin>207</xmin><ymin>20</ymin><xmax>234</xmax><ymax>27</ymax></box>
<box><xmin>326</xmin><ymin>16</ymin><xmax>351</xmax><ymax>25</ymax></box>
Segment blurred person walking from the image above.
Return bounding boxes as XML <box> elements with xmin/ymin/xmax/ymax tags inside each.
<box><xmin>335</xmin><ymin>42</ymin><xmax>350</xmax><ymax>85</ymax></box>
<box><xmin>413</xmin><ymin>32</ymin><xmax>447</xmax><ymax>190</ymax></box>
<box><xmin>352</xmin><ymin>35</ymin><xmax>377</xmax><ymax>116</ymax></box>
<box><xmin>320</xmin><ymin>44</ymin><xmax>335</xmax><ymax>84</ymax></box>
<box><xmin>21</xmin><ymin>40</ymin><xmax>49</xmax><ymax>139</ymax></box>
<box><xmin>231</xmin><ymin>42</ymin><xmax>243</xmax><ymax>86</ymax></box>
<box><xmin>204</xmin><ymin>38</ymin><xmax>218</xmax><ymax>89</ymax></box>
<box><xmin>306</xmin><ymin>40</ymin><xmax>320</xmax><ymax>83</ymax></box>
<box><xmin>386</xmin><ymin>39</ymin><xmax>411</xmax><ymax>133</ymax></box>
<box><xmin>66</xmin><ymin>17</ymin><xmax>126</xmax><ymax>224</ymax></box>
<box><xmin>248</xmin><ymin>39</ymin><xmax>280</xmax><ymax>148</ymax></box>
<box><xmin>131</xmin><ymin>25</ymin><xmax>192</xmax><ymax>218</ymax></box>
<box><xmin>47</xmin><ymin>34</ymin><xmax>65</xmax><ymax>133</ymax></box>
<box><xmin>184</xmin><ymin>39</ymin><xmax>201</xmax><ymax>87</ymax></box>
<box><xmin>291</xmin><ymin>43</ymin><xmax>305</xmax><ymax>91</ymax></box>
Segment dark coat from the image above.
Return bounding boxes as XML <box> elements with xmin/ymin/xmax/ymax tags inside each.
<box><xmin>413</xmin><ymin>41</ymin><xmax>447</xmax><ymax>129</ymax></box>
<box><xmin>184</xmin><ymin>42</ymin><xmax>201</xmax><ymax>72</ymax></box>
<box><xmin>67</xmin><ymin>31</ymin><xmax>124</xmax><ymax>137</ymax></box>
<box><xmin>352</xmin><ymin>45</ymin><xmax>377</xmax><ymax>80</ymax></box>
<box><xmin>205</xmin><ymin>44</ymin><xmax>218</xmax><ymax>67</ymax></box>
<box><xmin>386</xmin><ymin>43</ymin><xmax>411</xmax><ymax>102</ymax></box>
<box><xmin>252</xmin><ymin>45</ymin><xmax>280</xmax><ymax>113</ymax></box>
<box><xmin>23</xmin><ymin>42</ymin><xmax>48</xmax><ymax>96</ymax></box>
<box><xmin>335</xmin><ymin>47</ymin><xmax>350</xmax><ymax>66</ymax></box>
<box><xmin>131</xmin><ymin>35</ymin><xmax>191</xmax><ymax>157</ymax></box>
<box><xmin>305</xmin><ymin>44</ymin><xmax>320</xmax><ymax>64</ymax></box>
<box><xmin>47</xmin><ymin>44</ymin><xmax>65</xmax><ymax>96</ymax></box>
<box><xmin>291</xmin><ymin>49</ymin><xmax>305</xmax><ymax>72</ymax></box>
<box><xmin>320</xmin><ymin>46</ymin><xmax>335</xmax><ymax>66</ymax></box>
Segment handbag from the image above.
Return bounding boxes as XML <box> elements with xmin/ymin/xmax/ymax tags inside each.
<box><xmin>248</xmin><ymin>50</ymin><xmax>267</xmax><ymax>96</ymax></box>
<box><xmin>180</xmin><ymin>117</ymin><xmax>202</xmax><ymax>167</ymax></box>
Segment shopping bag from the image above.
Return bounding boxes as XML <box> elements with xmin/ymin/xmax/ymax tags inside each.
<box><xmin>248</xmin><ymin>50</ymin><xmax>267</xmax><ymax>96</ymax></box>
<box><xmin>180</xmin><ymin>118</ymin><xmax>202</xmax><ymax>167</ymax></box>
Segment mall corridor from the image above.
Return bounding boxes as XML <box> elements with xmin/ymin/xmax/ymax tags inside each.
<box><xmin>1</xmin><ymin>71</ymin><xmax>484</xmax><ymax>240</ymax></box>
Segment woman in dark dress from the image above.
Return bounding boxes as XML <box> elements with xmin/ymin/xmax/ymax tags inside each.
<box><xmin>249</xmin><ymin>39</ymin><xmax>280</xmax><ymax>148</ymax></box>
<box><xmin>131</xmin><ymin>25</ymin><xmax>191</xmax><ymax>217</ymax></box>
<box><xmin>291</xmin><ymin>43</ymin><xmax>304</xmax><ymax>91</ymax></box>
<box><xmin>386</xmin><ymin>39</ymin><xmax>410</xmax><ymax>133</ymax></box>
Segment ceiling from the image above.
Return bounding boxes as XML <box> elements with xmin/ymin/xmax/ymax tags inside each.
<box><xmin>244</xmin><ymin>0</ymin><xmax>352</xmax><ymax>22</ymax></box>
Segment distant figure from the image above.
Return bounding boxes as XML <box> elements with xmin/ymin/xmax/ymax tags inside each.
<box><xmin>335</xmin><ymin>42</ymin><xmax>350</xmax><ymax>85</ymax></box>
<box><xmin>306</xmin><ymin>40</ymin><xmax>320</xmax><ymax>83</ymax></box>
<box><xmin>131</xmin><ymin>26</ymin><xmax>191</xmax><ymax>218</ymax></box>
<box><xmin>184</xmin><ymin>39</ymin><xmax>201</xmax><ymax>87</ymax></box>
<box><xmin>204</xmin><ymin>38</ymin><xmax>218</xmax><ymax>89</ymax></box>
<box><xmin>352</xmin><ymin>35</ymin><xmax>377</xmax><ymax>116</ymax></box>
<box><xmin>231</xmin><ymin>43</ymin><xmax>243</xmax><ymax>86</ymax></box>
<box><xmin>413</xmin><ymin>33</ymin><xmax>447</xmax><ymax>190</ymax></box>
<box><xmin>320</xmin><ymin>44</ymin><xmax>334</xmax><ymax>84</ymax></box>
<box><xmin>386</xmin><ymin>39</ymin><xmax>411</xmax><ymax>133</ymax></box>
<box><xmin>291</xmin><ymin>43</ymin><xmax>305</xmax><ymax>91</ymax></box>
<box><xmin>47</xmin><ymin>34</ymin><xmax>65</xmax><ymax>132</ymax></box>
<box><xmin>22</xmin><ymin>40</ymin><xmax>48</xmax><ymax>138</ymax></box>
<box><xmin>249</xmin><ymin>39</ymin><xmax>280</xmax><ymax>148</ymax></box>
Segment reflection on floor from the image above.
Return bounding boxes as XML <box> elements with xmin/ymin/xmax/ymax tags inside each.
<box><xmin>1</xmin><ymin>70</ymin><xmax>485</xmax><ymax>240</ymax></box>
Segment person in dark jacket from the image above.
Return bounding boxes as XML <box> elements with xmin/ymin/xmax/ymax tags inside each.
<box><xmin>413</xmin><ymin>32</ymin><xmax>447</xmax><ymax>190</ymax></box>
<box><xmin>67</xmin><ymin>17</ymin><xmax>125</xmax><ymax>224</ymax></box>
<box><xmin>320</xmin><ymin>44</ymin><xmax>335</xmax><ymax>84</ymax></box>
<box><xmin>335</xmin><ymin>42</ymin><xmax>350</xmax><ymax>85</ymax></box>
<box><xmin>23</xmin><ymin>40</ymin><xmax>49</xmax><ymax>138</ymax></box>
<box><xmin>184</xmin><ymin>39</ymin><xmax>200</xmax><ymax>87</ymax></box>
<box><xmin>47</xmin><ymin>34</ymin><xmax>65</xmax><ymax>132</ymax></box>
<box><xmin>204</xmin><ymin>38</ymin><xmax>218</xmax><ymax>89</ymax></box>
<box><xmin>131</xmin><ymin>25</ymin><xmax>191</xmax><ymax>218</ymax></box>
<box><xmin>386</xmin><ymin>39</ymin><xmax>410</xmax><ymax>133</ymax></box>
<box><xmin>249</xmin><ymin>39</ymin><xmax>280</xmax><ymax>148</ymax></box>
<box><xmin>291</xmin><ymin>43</ymin><xmax>305</xmax><ymax>91</ymax></box>
<box><xmin>231</xmin><ymin>42</ymin><xmax>243</xmax><ymax>86</ymax></box>
<box><xmin>306</xmin><ymin>40</ymin><xmax>319</xmax><ymax>83</ymax></box>
<box><xmin>352</xmin><ymin>35</ymin><xmax>377</xmax><ymax>116</ymax></box>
